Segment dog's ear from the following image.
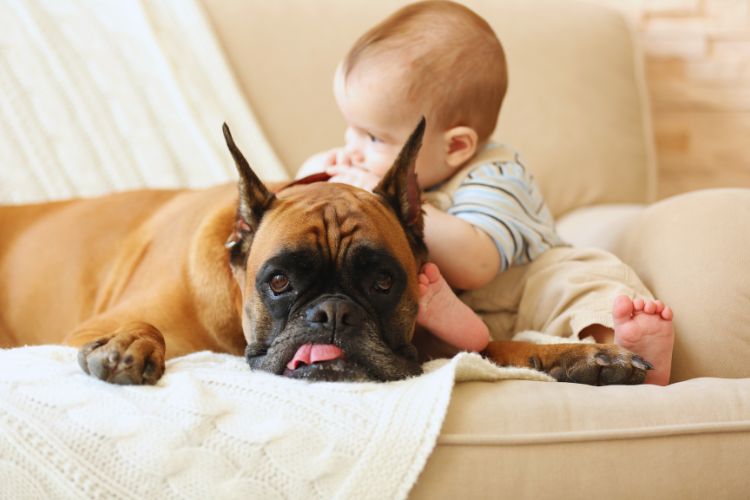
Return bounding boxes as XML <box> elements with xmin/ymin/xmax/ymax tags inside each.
<box><xmin>374</xmin><ymin>118</ymin><xmax>427</xmax><ymax>261</ymax></box>
<box><xmin>222</xmin><ymin>123</ymin><xmax>276</xmax><ymax>261</ymax></box>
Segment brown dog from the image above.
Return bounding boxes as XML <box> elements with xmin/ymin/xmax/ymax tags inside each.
<box><xmin>0</xmin><ymin>120</ymin><xmax>650</xmax><ymax>385</ymax></box>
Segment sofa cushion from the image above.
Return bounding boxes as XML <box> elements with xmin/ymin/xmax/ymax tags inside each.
<box><xmin>201</xmin><ymin>0</ymin><xmax>657</xmax><ymax>216</ymax></box>
<box><xmin>412</xmin><ymin>377</ymin><xmax>750</xmax><ymax>499</ymax></box>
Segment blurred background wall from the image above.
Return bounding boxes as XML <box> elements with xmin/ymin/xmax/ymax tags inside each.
<box><xmin>604</xmin><ymin>0</ymin><xmax>750</xmax><ymax>198</ymax></box>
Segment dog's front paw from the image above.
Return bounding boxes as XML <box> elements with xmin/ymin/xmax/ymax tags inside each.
<box><xmin>544</xmin><ymin>344</ymin><xmax>652</xmax><ymax>385</ymax></box>
<box><xmin>77</xmin><ymin>322</ymin><xmax>166</xmax><ymax>385</ymax></box>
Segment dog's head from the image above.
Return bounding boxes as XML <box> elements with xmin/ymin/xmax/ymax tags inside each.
<box><xmin>222</xmin><ymin>120</ymin><xmax>428</xmax><ymax>381</ymax></box>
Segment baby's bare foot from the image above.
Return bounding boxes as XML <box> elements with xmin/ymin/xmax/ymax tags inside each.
<box><xmin>613</xmin><ymin>295</ymin><xmax>674</xmax><ymax>385</ymax></box>
<box><xmin>417</xmin><ymin>263</ymin><xmax>490</xmax><ymax>352</ymax></box>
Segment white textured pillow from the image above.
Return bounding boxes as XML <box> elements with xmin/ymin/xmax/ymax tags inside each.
<box><xmin>0</xmin><ymin>0</ymin><xmax>287</xmax><ymax>205</ymax></box>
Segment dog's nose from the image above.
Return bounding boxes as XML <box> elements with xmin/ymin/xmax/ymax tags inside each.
<box><xmin>306</xmin><ymin>298</ymin><xmax>363</xmax><ymax>330</ymax></box>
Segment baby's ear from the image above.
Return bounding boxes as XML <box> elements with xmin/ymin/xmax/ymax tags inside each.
<box><xmin>444</xmin><ymin>126</ymin><xmax>479</xmax><ymax>169</ymax></box>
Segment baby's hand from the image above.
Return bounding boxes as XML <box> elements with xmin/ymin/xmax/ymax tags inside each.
<box><xmin>296</xmin><ymin>148</ymin><xmax>342</xmax><ymax>179</ymax></box>
<box><xmin>326</xmin><ymin>165</ymin><xmax>382</xmax><ymax>192</ymax></box>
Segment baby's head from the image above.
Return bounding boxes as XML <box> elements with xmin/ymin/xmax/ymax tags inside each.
<box><xmin>334</xmin><ymin>0</ymin><xmax>507</xmax><ymax>188</ymax></box>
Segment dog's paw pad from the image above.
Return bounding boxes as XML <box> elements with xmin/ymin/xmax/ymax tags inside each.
<box><xmin>77</xmin><ymin>322</ymin><xmax>165</xmax><ymax>385</ymax></box>
<box><xmin>551</xmin><ymin>344</ymin><xmax>651</xmax><ymax>386</ymax></box>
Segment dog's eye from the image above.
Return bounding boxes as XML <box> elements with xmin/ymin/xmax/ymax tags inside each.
<box><xmin>373</xmin><ymin>272</ymin><xmax>393</xmax><ymax>293</ymax></box>
<box><xmin>269</xmin><ymin>274</ymin><xmax>291</xmax><ymax>294</ymax></box>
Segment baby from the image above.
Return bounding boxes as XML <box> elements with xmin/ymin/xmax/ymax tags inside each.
<box><xmin>297</xmin><ymin>0</ymin><xmax>674</xmax><ymax>384</ymax></box>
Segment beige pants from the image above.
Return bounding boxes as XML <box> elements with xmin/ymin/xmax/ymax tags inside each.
<box><xmin>459</xmin><ymin>247</ymin><xmax>654</xmax><ymax>341</ymax></box>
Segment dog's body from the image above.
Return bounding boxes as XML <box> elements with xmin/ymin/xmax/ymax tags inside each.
<box><xmin>0</xmin><ymin>122</ymin><xmax>651</xmax><ymax>385</ymax></box>
<box><xmin>0</xmin><ymin>185</ymin><xmax>244</xmax><ymax>356</ymax></box>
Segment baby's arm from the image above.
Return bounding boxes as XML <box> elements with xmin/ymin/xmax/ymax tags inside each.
<box><xmin>427</xmin><ymin>159</ymin><xmax>561</xmax><ymax>292</ymax></box>
<box><xmin>422</xmin><ymin>204</ymin><xmax>500</xmax><ymax>290</ymax></box>
<box><xmin>296</xmin><ymin>148</ymin><xmax>341</xmax><ymax>179</ymax></box>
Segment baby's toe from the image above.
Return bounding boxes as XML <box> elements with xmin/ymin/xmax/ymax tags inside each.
<box><xmin>421</xmin><ymin>262</ymin><xmax>441</xmax><ymax>283</ymax></box>
<box><xmin>661</xmin><ymin>306</ymin><xmax>674</xmax><ymax>321</ymax></box>
<box><xmin>612</xmin><ymin>295</ymin><xmax>633</xmax><ymax>323</ymax></box>
<box><xmin>644</xmin><ymin>301</ymin><xmax>657</xmax><ymax>314</ymax></box>
<box><xmin>633</xmin><ymin>298</ymin><xmax>645</xmax><ymax>312</ymax></box>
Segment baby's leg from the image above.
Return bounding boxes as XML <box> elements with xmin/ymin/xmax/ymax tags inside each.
<box><xmin>417</xmin><ymin>263</ymin><xmax>490</xmax><ymax>352</ymax></box>
<box><xmin>612</xmin><ymin>295</ymin><xmax>674</xmax><ymax>385</ymax></box>
<box><xmin>514</xmin><ymin>247</ymin><xmax>674</xmax><ymax>385</ymax></box>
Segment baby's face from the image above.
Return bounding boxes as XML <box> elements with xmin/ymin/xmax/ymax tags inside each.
<box><xmin>333</xmin><ymin>64</ymin><xmax>450</xmax><ymax>189</ymax></box>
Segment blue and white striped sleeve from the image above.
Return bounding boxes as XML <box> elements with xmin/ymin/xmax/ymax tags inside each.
<box><xmin>447</xmin><ymin>159</ymin><xmax>564</xmax><ymax>271</ymax></box>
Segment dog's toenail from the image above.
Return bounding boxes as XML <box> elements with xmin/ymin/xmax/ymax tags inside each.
<box><xmin>632</xmin><ymin>356</ymin><xmax>653</xmax><ymax>370</ymax></box>
<box><xmin>107</xmin><ymin>351</ymin><xmax>120</xmax><ymax>365</ymax></box>
<box><xmin>594</xmin><ymin>353</ymin><xmax>611</xmax><ymax>366</ymax></box>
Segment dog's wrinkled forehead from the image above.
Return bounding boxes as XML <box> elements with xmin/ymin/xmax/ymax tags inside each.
<box><xmin>249</xmin><ymin>183</ymin><xmax>415</xmax><ymax>270</ymax></box>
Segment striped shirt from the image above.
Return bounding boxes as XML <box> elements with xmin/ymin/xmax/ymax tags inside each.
<box><xmin>444</xmin><ymin>146</ymin><xmax>565</xmax><ymax>271</ymax></box>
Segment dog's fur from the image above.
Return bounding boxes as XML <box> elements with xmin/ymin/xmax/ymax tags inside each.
<box><xmin>0</xmin><ymin>120</ymin><xmax>650</xmax><ymax>385</ymax></box>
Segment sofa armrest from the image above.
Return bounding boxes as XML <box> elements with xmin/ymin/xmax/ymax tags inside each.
<box><xmin>609</xmin><ymin>188</ymin><xmax>750</xmax><ymax>382</ymax></box>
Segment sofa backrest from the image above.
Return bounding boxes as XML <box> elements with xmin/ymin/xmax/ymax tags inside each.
<box><xmin>202</xmin><ymin>0</ymin><xmax>657</xmax><ymax>217</ymax></box>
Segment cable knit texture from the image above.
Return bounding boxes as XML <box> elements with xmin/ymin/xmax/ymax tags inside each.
<box><xmin>0</xmin><ymin>347</ymin><xmax>552</xmax><ymax>499</ymax></box>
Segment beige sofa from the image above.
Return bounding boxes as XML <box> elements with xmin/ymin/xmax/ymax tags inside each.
<box><xmin>201</xmin><ymin>0</ymin><xmax>750</xmax><ymax>497</ymax></box>
<box><xmin>0</xmin><ymin>0</ymin><xmax>750</xmax><ymax>499</ymax></box>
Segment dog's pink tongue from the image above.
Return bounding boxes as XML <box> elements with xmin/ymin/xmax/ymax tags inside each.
<box><xmin>287</xmin><ymin>343</ymin><xmax>344</xmax><ymax>370</ymax></box>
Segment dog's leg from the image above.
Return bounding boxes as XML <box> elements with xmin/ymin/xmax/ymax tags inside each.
<box><xmin>0</xmin><ymin>321</ymin><xmax>18</xmax><ymax>349</ymax></box>
<box><xmin>483</xmin><ymin>340</ymin><xmax>652</xmax><ymax>385</ymax></box>
<box><xmin>65</xmin><ymin>317</ymin><xmax>166</xmax><ymax>385</ymax></box>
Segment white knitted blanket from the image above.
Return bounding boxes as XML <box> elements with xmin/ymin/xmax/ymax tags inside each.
<box><xmin>0</xmin><ymin>346</ymin><xmax>552</xmax><ymax>499</ymax></box>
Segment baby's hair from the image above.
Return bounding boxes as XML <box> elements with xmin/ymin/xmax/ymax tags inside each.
<box><xmin>342</xmin><ymin>0</ymin><xmax>507</xmax><ymax>142</ymax></box>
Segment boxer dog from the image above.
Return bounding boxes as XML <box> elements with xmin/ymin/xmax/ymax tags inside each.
<box><xmin>0</xmin><ymin>119</ymin><xmax>650</xmax><ymax>385</ymax></box>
